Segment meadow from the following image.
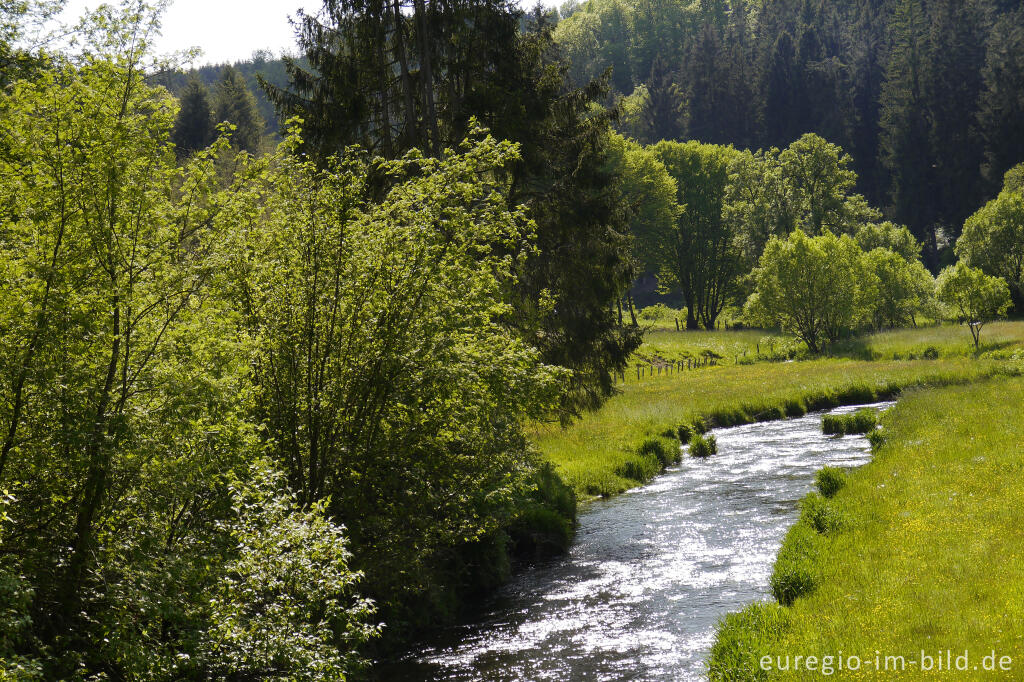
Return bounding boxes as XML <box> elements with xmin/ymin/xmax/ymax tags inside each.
<box><xmin>532</xmin><ymin>352</ymin><xmax>1017</xmax><ymax>497</ymax></box>
<box><xmin>709</xmin><ymin>375</ymin><xmax>1024</xmax><ymax>680</ymax></box>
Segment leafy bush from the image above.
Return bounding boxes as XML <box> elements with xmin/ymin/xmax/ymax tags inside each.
<box><xmin>770</xmin><ymin>522</ymin><xmax>822</xmax><ymax>605</ymax></box>
<box><xmin>708</xmin><ymin>601</ymin><xmax>789</xmax><ymax>682</ymax></box>
<box><xmin>816</xmin><ymin>467</ymin><xmax>847</xmax><ymax>498</ymax></box>
<box><xmin>198</xmin><ymin>462</ymin><xmax>379</xmax><ymax>680</ymax></box>
<box><xmin>689</xmin><ymin>433</ymin><xmax>718</xmax><ymax>458</ymax></box>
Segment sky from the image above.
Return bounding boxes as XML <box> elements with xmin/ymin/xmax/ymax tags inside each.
<box><xmin>60</xmin><ymin>0</ymin><xmax>562</xmax><ymax>66</ymax></box>
<box><xmin>60</xmin><ymin>0</ymin><xmax>324</xmax><ymax>65</ymax></box>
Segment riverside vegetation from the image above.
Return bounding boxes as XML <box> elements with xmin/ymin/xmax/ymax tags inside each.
<box><xmin>5</xmin><ymin>0</ymin><xmax>1024</xmax><ymax>678</ymax></box>
<box><xmin>709</xmin><ymin>375</ymin><xmax>1024</xmax><ymax>680</ymax></box>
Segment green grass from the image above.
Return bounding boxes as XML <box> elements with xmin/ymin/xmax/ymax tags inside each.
<box><xmin>632</xmin><ymin>329</ymin><xmax>801</xmax><ymax>369</ymax></box>
<box><xmin>532</xmin><ymin>357</ymin><xmax>1013</xmax><ymax>497</ymax></box>
<box><xmin>711</xmin><ymin>376</ymin><xmax>1024</xmax><ymax>680</ymax></box>
<box><xmin>829</xmin><ymin>320</ymin><xmax>1024</xmax><ymax>361</ymax></box>
<box><xmin>821</xmin><ymin>408</ymin><xmax>879</xmax><ymax>435</ymax></box>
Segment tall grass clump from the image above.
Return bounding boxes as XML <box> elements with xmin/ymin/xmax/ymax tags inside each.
<box><xmin>815</xmin><ymin>467</ymin><xmax>847</xmax><ymax>498</ymax></box>
<box><xmin>822</xmin><ymin>408</ymin><xmax>877</xmax><ymax>435</ymax></box>
<box><xmin>708</xmin><ymin>602</ymin><xmax>789</xmax><ymax>682</ymax></box>
<box><xmin>689</xmin><ymin>433</ymin><xmax>717</xmax><ymax>458</ymax></box>
<box><xmin>769</xmin><ymin>522</ymin><xmax>823</xmax><ymax>606</ymax></box>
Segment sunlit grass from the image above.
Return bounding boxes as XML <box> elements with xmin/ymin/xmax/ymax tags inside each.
<box><xmin>532</xmin><ymin>358</ymin><xmax>1014</xmax><ymax>497</ymax></box>
<box><xmin>633</xmin><ymin>329</ymin><xmax>801</xmax><ymax>368</ymax></box>
<box><xmin>712</xmin><ymin>376</ymin><xmax>1024</xmax><ymax>680</ymax></box>
<box><xmin>829</xmin><ymin>320</ymin><xmax>1024</xmax><ymax>361</ymax></box>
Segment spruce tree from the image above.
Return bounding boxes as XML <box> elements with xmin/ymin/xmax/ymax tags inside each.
<box><xmin>214</xmin><ymin>65</ymin><xmax>265</xmax><ymax>153</ymax></box>
<box><xmin>880</xmin><ymin>0</ymin><xmax>938</xmax><ymax>267</ymax></box>
<box><xmin>978</xmin><ymin>9</ymin><xmax>1024</xmax><ymax>192</ymax></box>
<box><xmin>172</xmin><ymin>75</ymin><xmax>215</xmax><ymax>156</ymax></box>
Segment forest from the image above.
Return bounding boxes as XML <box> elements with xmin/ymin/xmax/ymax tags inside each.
<box><xmin>1</xmin><ymin>0</ymin><xmax>1023</xmax><ymax>679</ymax></box>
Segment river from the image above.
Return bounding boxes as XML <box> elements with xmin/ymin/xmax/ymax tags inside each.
<box><xmin>385</xmin><ymin>402</ymin><xmax>892</xmax><ymax>681</ymax></box>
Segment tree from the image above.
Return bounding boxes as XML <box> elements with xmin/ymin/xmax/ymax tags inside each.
<box><xmin>854</xmin><ymin>221</ymin><xmax>921</xmax><ymax>262</ymax></box>
<box><xmin>269</xmin><ymin>7</ymin><xmax>641</xmax><ymax>417</ymax></box>
<box><xmin>864</xmin><ymin>247</ymin><xmax>934</xmax><ymax>329</ymax></box>
<box><xmin>978</xmin><ymin>10</ymin><xmax>1024</xmax><ymax>192</ymax></box>
<box><xmin>226</xmin><ymin>127</ymin><xmax>567</xmax><ymax>633</ymax></box>
<box><xmin>935</xmin><ymin>263</ymin><xmax>1011</xmax><ymax>349</ymax></box>
<box><xmin>779</xmin><ymin>133</ymin><xmax>878</xmax><ymax>236</ymax></box>
<box><xmin>745</xmin><ymin>230</ymin><xmax>874</xmax><ymax>352</ymax></box>
<box><xmin>0</xmin><ymin>0</ymin><xmax>62</xmax><ymax>87</ymax></box>
<box><xmin>214</xmin><ymin>65</ymin><xmax>265</xmax><ymax>153</ymax></box>
<box><xmin>172</xmin><ymin>74</ymin><xmax>215</xmax><ymax>156</ymax></box>
<box><xmin>956</xmin><ymin>169</ymin><xmax>1024</xmax><ymax>312</ymax></box>
<box><xmin>197</xmin><ymin>462</ymin><xmax>379</xmax><ymax>680</ymax></box>
<box><xmin>724</xmin><ymin>147</ymin><xmax>796</xmax><ymax>268</ymax></box>
<box><xmin>880</xmin><ymin>0</ymin><xmax>938</xmax><ymax>267</ymax></box>
<box><xmin>652</xmin><ymin>139</ymin><xmax>742</xmax><ymax>329</ymax></box>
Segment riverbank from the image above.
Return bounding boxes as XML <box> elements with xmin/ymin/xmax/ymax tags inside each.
<box><xmin>532</xmin><ymin>357</ymin><xmax>1016</xmax><ymax>498</ymax></box>
<box><xmin>709</xmin><ymin>374</ymin><xmax>1024</xmax><ymax>680</ymax></box>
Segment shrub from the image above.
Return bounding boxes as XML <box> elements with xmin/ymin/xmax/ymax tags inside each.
<box><xmin>770</xmin><ymin>522</ymin><xmax>822</xmax><ymax>605</ymax></box>
<box><xmin>677</xmin><ymin>423</ymin><xmax>693</xmax><ymax>442</ymax></box>
<box><xmin>816</xmin><ymin>467</ymin><xmax>847</xmax><ymax>498</ymax></box>
<box><xmin>708</xmin><ymin>601</ymin><xmax>789</xmax><ymax>682</ymax></box>
<box><xmin>689</xmin><ymin>433</ymin><xmax>718</xmax><ymax>458</ymax></box>
<box><xmin>508</xmin><ymin>507</ymin><xmax>574</xmax><ymax>558</ymax></box>
<box><xmin>923</xmin><ymin>346</ymin><xmax>939</xmax><ymax>359</ymax></box>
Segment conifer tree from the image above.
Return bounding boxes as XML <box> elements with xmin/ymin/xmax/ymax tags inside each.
<box><xmin>214</xmin><ymin>65</ymin><xmax>265</xmax><ymax>153</ymax></box>
<box><xmin>978</xmin><ymin>9</ymin><xmax>1024</xmax><ymax>192</ymax></box>
<box><xmin>172</xmin><ymin>75</ymin><xmax>215</xmax><ymax>156</ymax></box>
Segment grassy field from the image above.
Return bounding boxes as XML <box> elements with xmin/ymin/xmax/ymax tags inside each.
<box><xmin>532</xmin><ymin>357</ymin><xmax>1015</xmax><ymax>497</ymax></box>
<box><xmin>710</xmin><ymin>376</ymin><xmax>1024</xmax><ymax>680</ymax></box>
<box><xmin>632</xmin><ymin>329</ymin><xmax>801</xmax><ymax>368</ymax></box>
<box><xmin>829</xmin><ymin>320</ymin><xmax>1024</xmax><ymax>361</ymax></box>
<box><xmin>627</xmin><ymin>322</ymin><xmax>1024</xmax><ymax>375</ymax></box>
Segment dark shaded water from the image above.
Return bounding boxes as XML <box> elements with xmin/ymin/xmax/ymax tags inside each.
<box><xmin>385</xmin><ymin>403</ymin><xmax>892</xmax><ymax>681</ymax></box>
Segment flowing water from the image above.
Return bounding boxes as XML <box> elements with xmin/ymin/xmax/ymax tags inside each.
<box><xmin>384</xmin><ymin>402</ymin><xmax>892</xmax><ymax>681</ymax></box>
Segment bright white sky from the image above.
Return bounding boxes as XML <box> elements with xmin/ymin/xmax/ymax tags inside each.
<box><xmin>60</xmin><ymin>0</ymin><xmax>559</xmax><ymax>67</ymax></box>
<box><xmin>60</xmin><ymin>0</ymin><xmax>324</xmax><ymax>65</ymax></box>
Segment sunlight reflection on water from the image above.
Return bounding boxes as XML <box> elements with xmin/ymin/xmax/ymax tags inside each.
<box><xmin>385</xmin><ymin>402</ymin><xmax>893</xmax><ymax>681</ymax></box>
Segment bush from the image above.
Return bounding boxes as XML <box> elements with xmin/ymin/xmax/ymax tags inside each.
<box><xmin>770</xmin><ymin>522</ymin><xmax>822</xmax><ymax>605</ymax></box>
<box><xmin>815</xmin><ymin>467</ymin><xmax>847</xmax><ymax>498</ymax></box>
<box><xmin>508</xmin><ymin>506</ymin><xmax>574</xmax><ymax>559</ymax></box>
<box><xmin>923</xmin><ymin>346</ymin><xmax>939</xmax><ymax>359</ymax></box>
<box><xmin>708</xmin><ymin>601</ymin><xmax>789</xmax><ymax>682</ymax></box>
<box><xmin>822</xmin><ymin>408</ymin><xmax>878</xmax><ymax>435</ymax></box>
<box><xmin>689</xmin><ymin>433</ymin><xmax>718</xmax><ymax>458</ymax></box>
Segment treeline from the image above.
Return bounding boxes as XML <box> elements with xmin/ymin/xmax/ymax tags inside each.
<box><xmin>555</xmin><ymin>0</ymin><xmax>1024</xmax><ymax>268</ymax></box>
<box><xmin>0</xmin><ymin>0</ymin><xmax>639</xmax><ymax>678</ymax></box>
<box><xmin>149</xmin><ymin>55</ymin><xmax>299</xmax><ymax>156</ymax></box>
<box><xmin>612</xmin><ymin>130</ymin><xmax>1018</xmax><ymax>343</ymax></box>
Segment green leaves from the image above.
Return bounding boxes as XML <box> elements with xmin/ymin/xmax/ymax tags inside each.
<box><xmin>935</xmin><ymin>263</ymin><xmax>1011</xmax><ymax>349</ymax></box>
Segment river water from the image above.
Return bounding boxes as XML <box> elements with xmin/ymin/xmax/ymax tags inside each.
<box><xmin>386</xmin><ymin>402</ymin><xmax>892</xmax><ymax>681</ymax></box>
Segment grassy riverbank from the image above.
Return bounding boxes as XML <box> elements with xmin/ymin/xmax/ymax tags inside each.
<box><xmin>532</xmin><ymin>357</ymin><xmax>1015</xmax><ymax>497</ymax></box>
<box><xmin>709</xmin><ymin>375</ymin><xmax>1024</xmax><ymax>680</ymax></box>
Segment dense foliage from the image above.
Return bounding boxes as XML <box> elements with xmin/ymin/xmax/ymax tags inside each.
<box><xmin>554</xmin><ymin>0</ymin><xmax>1024</xmax><ymax>268</ymax></box>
